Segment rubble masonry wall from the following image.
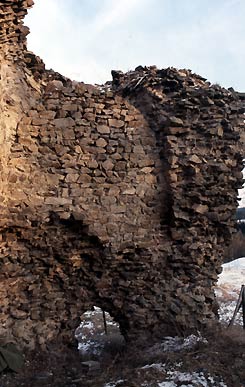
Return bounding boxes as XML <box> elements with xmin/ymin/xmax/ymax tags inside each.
<box><xmin>0</xmin><ymin>1</ymin><xmax>244</xmax><ymax>349</ymax></box>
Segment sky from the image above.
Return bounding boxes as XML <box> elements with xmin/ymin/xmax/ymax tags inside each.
<box><xmin>25</xmin><ymin>0</ymin><xmax>245</xmax><ymax>90</ymax></box>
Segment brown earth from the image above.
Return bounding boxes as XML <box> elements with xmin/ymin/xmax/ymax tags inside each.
<box><xmin>0</xmin><ymin>325</ymin><xmax>244</xmax><ymax>387</ymax></box>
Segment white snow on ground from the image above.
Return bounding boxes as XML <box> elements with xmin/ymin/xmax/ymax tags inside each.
<box><xmin>239</xmin><ymin>189</ymin><xmax>245</xmax><ymax>207</ymax></box>
<box><xmin>142</xmin><ymin>363</ymin><xmax>166</xmax><ymax>371</ymax></box>
<box><xmin>216</xmin><ymin>257</ymin><xmax>245</xmax><ymax>324</ymax></box>
<box><xmin>79</xmin><ymin>257</ymin><xmax>244</xmax><ymax>387</ymax></box>
<box><xmin>238</xmin><ymin>167</ymin><xmax>245</xmax><ymax>207</ymax></box>
<box><xmin>147</xmin><ymin>334</ymin><xmax>207</xmax><ymax>354</ymax></box>
<box><xmin>75</xmin><ymin>307</ymin><xmax>124</xmax><ymax>356</ymax></box>
<box><xmin>104</xmin><ymin>381</ymin><xmax>124</xmax><ymax>387</ymax></box>
<box><xmin>158</xmin><ymin>368</ymin><xmax>227</xmax><ymax>387</ymax></box>
<box><xmin>218</xmin><ymin>257</ymin><xmax>245</xmax><ymax>289</ymax></box>
<box><xmin>104</xmin><ymin>363</ymin><xmax>227</xmax><ymax>387</ymax></box>
<box><xmin>238</xmin><ymin>192</ymin><xmax>245</xmax><ymax>207</ymax></box>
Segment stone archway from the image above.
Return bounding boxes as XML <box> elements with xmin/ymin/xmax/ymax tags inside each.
<box><xmin>0</xmin><ymin>1</ymin><xmax>244</xmax><ymax>350</ymax></box>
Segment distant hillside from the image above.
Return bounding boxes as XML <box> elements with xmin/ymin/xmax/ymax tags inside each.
<box><xmin>236</xmin><ymin>207</ymin><xmax>245</xmax><ymax>220</ymax></box>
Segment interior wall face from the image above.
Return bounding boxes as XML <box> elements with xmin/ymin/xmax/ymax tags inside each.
<box><xmin>0</xmin><ymin>1</ymin><xmax>244</xmax><ymax>349</ymax></box>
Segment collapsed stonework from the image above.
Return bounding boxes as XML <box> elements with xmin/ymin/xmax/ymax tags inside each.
<box><xmin>0</xmin><ymin>0</ymin><xmax>244</xmax><ymax>349</ymax></box>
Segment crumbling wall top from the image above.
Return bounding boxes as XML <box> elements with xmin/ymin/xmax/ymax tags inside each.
<box><xmin>0</xmin><ymin>0</ymin><xmax>33</xmax><ymax>59</ymax></box>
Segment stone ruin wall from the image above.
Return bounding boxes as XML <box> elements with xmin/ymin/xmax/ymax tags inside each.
<box><xmin>0</xmin><ymin>0</ymin><xmax>244</xmax><ymax>349</ymax></box>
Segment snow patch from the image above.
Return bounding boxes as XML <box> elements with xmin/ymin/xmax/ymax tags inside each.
<box><xmin>104</xmin><ymin>381</ymin><xmax>124</xmax><ymax>387</ymax></box>
<box><xmin>76</xmin><ymin>306</ymin><xmax>124</xmax><ymax>356</ymax></box>
<box><xmin>141</xmin><ymin>363</ymin><xmax>227</xmax><ymax>387</ymax></box>
<box><xmin>79</xmin><ymin>256</ymin><xmax>243</xmax><ymax>387</ymax></box>
<box><xmin>142</xmin><ymin>363</ymin><xmax>166</xmax><ymax>371</ymax></box>
<box><xmin>157</xmin><ymin>369</ymin><xmax>227</xmax><ymax>386</ymax></box>
<box><xmin>216</xmin><ymin>257</ymin><xmax>245</xmax><ymax>326</ymax></box>
<box><xmin>146</xmin><ymin>334</ymin><xmax>207</xmax><ymax>357</ymax></box>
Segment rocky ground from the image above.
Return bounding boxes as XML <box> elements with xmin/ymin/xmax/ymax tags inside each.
<box><xmin>0</xmin><ymin>258</ymin><xmax>244</xmax><ymax>387</ymax></box>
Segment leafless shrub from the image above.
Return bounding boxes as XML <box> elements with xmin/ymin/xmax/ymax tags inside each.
<box><xmin>224</xmin><ymin>230</ymin><xmax>245</xmax><ymax>262</ymax></box>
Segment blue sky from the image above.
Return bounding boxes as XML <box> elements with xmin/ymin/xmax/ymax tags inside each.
<box><xmin>25</xmin><ymin>0</ymin><xmax>244</xmax><ymax>89</ymax></box>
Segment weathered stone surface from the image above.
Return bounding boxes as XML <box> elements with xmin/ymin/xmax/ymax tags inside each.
<box><xmin>97</xmin><ymin>125</ymin><xmax>110</xmax><ymax>134</ymax></box>
<box><xmin>0</xmin><ymin>0</ymin><xmax>244</xmax><ymax>351</ymax></box>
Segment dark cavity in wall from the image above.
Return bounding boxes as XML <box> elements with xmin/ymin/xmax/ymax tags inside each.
<box><xmin>75</xmin><ymin>306</ymin><xmax>125</xmax><ymax>360</ymax></box>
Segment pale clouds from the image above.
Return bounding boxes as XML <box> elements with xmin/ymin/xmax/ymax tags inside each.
<box><xmin>25</xmin><ymin>0</ymin><xmax>150</xmax><ymax>83</ymax></box>
<box><xmin>25</xmin><ymin>0</ymin><xmax>245</xmax><ymax>89</ymax></box>
<box><xmin>89</xmin><ymin>0</ymin><xmax>145</xmax><ymax>35</ymax></box>
<box><xmin>25</xmin><ymin>0</ymin><xmax>71</xmax><ymax>71</ymax></box>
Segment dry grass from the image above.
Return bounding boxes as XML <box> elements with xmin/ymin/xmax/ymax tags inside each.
<box><xmin>0</xmin><ymin>325</ymin><xmax>244</xmax><ymax>386</ymax></box>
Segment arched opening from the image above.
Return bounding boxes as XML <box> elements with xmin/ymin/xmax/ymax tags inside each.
<box><xmin>75</xmin><ymin>307</ymin><xmax>125</xmax><ymax>360</ymax></box>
